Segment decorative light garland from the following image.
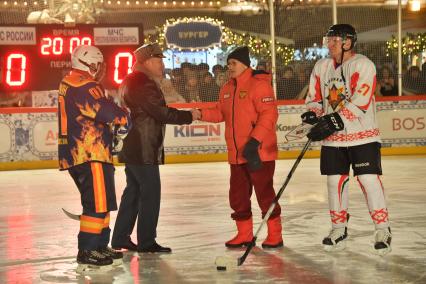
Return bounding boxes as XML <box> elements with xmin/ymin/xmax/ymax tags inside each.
<box><xmin>385</xmin><ymin>33</ymin><xmax>426</xmax><ymax>57</ymax></box>
<box><xmin>144</xmin><ymin>16</ymin><xmax>295</xmax><ymax>65</ymax></box>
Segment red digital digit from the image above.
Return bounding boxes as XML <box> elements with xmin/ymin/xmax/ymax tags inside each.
<box><xmin>69</xmin><ymin>37</ymin><xmax>92</xmax><ymax>54</ymax></box>
<box><xmin>69</xmin><ymin>37</ymin><xmax>80</xmax><ymax>54</ymax></box>
<box><xmin>114</xmin><ymin>52</ymin><xmax>133</xmax><ymax>84</ymax></box>
<box><xmin>81</xmin><ymin>37</ymin><xmax>92</xmax><ymax>46</ymax></box>
<box><xmin>52</xmin><ymin>37</ymin><xmax>63</xmax><ymax>55</ymax></box>
<box><xmin>41</xmin><ymin>37</ymin><xmax>52</xmax><ymax>55</ymax></box>
<box><xmin>6</xmin><ymin>53</ymin><xmax>27</xmax><ymax>87</ymax></box>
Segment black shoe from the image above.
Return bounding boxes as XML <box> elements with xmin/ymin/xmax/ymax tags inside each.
<box><xmin>111</xmin><ymin>239</ymin><xmax>137</xmax><ymax>251</ymax></box>
<box><xmin>138</xmin><ymin>242</ymin><xmax>172</xmax><ymax>253</ymax></box>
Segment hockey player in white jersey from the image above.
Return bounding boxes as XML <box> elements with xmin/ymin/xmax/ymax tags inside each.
<box><xmin>302</xmin><ymin>24</ymin><xmax>392</xmax><ymax>255</ymax></box>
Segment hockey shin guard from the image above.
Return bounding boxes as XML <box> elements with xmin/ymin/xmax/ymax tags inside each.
<box><xmin>357</xmin><ymin>174</ymin><xmax>390</xmax><ymax>229</ymax></box>
<box><xmin>327</xmin><ymin>175</ymin><xmax>349</xmax><ymax>229</ymax></box>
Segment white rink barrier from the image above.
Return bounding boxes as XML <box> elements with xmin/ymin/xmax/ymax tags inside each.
<box><xmin>0</xmin><ymin>96</ymin><xmax>425</xmax><ymax>170</ymax></box>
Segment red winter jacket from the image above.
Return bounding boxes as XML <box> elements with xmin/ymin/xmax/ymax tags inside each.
<box><xmin>201</xmin><ymin>68</ymin><xmax>278</xmax><ymax>164</ymax></box>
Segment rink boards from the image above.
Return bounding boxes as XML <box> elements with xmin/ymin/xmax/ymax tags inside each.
<box><xmin>0</xmin><ymin>96</ymin><xmax>425</xmax><ymax>170</ymax></box>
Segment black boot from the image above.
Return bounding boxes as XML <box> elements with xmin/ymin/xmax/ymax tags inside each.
<box><xmin>111</xmin><ymin>238</ymin><xmax>137</xmax><ymax>251</ymax></box>
<box><xmin>138</xmin><ymin>242</ymin><xmax>172</xmax><ymax>253</ymax></box>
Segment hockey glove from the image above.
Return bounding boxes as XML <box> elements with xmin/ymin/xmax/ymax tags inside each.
<box><xmin>243</xmin><ymin>138</ymin><xmax>263</xmax><ymax>171</ymax></box>
<box><xmin>307</xmin><ymin>112</ymin><xmax>344</xmax><ymax>141</ymax></box>
<box><xmin>301</xmin><ymin>111</ymin><xmax>319</xmax><ymax>125</ymax></box>
<box><xmin>112</xmin><ymin>118</ymin><xmax>131</xmax><ymax>154</ymax></box>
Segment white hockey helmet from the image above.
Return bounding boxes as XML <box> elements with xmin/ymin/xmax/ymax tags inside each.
<box><xmin>71</xmin><ymin>45</ymin><xmax>105</xmax><ymax>78</ymax></box>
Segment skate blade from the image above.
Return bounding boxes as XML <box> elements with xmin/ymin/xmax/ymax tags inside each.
<box><xmin>323</xmin><ymin>241</ymin><xmax>346</xmax><ymax>252</ymax></box>
<box><xmin>76</xmin><ymin>263</ymin><xmax>113</xmax><ymax>274</ymax></box>
<box><xmin>373</xmin><ymin>246</ymin><xmax>392</xmax><ymax>256</ymax></box>
<box><xmin>112</xmin><ymin>258</ymin><xmax>123</xmax><ymax>266</ymax></box>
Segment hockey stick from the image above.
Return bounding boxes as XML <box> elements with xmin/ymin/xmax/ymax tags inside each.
<box><xmin>215</xmin><ymin>139</ymin><xmax>312</xmax><ymax>270</ymax></box>
<box><xmin>62</xmin><ymin>208</ymin><xmax>81</xmax><ymax>221</ymax></box>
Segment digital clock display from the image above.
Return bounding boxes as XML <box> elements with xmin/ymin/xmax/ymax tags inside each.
<box><xmin>0</xmin><ymin>24</ymin><xmax>144</xmax><ymax>93</ymax></box>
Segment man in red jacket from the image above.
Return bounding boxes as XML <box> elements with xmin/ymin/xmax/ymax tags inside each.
<box><xmin>196</xmin><ymin>46</ymin><xmax>283</xmax><ymax>249</ymax></box>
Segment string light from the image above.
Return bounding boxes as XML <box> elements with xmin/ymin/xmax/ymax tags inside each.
<box><xmin>386</xmin><ymin>33</ymin><xmax>426</xmax><ymax>57</ymax></box>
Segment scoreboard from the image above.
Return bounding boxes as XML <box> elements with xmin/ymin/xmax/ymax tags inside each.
<box><xmin>0</xmin><ymin>24</ymin><xmax>144</xmax><ymax>93</ymax></box>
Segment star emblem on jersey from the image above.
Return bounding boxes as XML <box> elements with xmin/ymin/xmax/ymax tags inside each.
<box><xmin>327</xmin><ymin>84</ymin><xmax>345</xmax><ymax>110</ymax></box>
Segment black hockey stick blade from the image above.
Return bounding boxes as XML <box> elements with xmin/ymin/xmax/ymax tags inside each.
<box><xmin>62</xmin><ymin>208</ymin><xmax>81</xmax><ymax>221</ymax></box>
<box><xmin>237</xmin><ymin>237</ymin><xmax>257</xmax><ymax>266</ymax></box>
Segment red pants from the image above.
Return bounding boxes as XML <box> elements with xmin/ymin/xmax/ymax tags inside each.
<box><xmin>229</xmin><ymin>161</ymin><xmax>281</xmax><ymax>220</ymax></box>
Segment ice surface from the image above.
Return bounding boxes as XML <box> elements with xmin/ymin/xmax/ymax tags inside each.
<box><xmin>0</xmin><ymin>156</ymin><xmax>425</xmax><ymax>283</ymax></box>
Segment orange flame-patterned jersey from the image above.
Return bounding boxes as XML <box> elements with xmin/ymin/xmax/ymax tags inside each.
<box><xmin>58</xmin><ymin>70</ymin><xmax>128</xmax><ymax>170</ymax></box>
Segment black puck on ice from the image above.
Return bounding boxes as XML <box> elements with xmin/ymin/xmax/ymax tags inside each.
<box><xmin>217</xmin><ymin>266</ymin><xmax>227</xmax><ymax>271</ymax></box>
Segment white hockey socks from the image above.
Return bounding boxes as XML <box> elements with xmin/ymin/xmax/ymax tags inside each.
<box><xmin>327</xmin><ymin>175</ymin><xmax>350</xmax><ymax>229</ymax></box>
<box><xmin>356</xmin><ymin>174</ymin><xmax>390</xmax><ymax>229</ymax></box>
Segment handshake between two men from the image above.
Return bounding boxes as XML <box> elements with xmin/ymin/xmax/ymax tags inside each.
<box><xmin>190</xmin><ymin>108</ymin><xmax>202</xmax><ymax>121</ymax></box>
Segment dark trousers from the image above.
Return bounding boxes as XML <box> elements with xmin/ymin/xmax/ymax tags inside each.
<box><xmin>69</xmin><ymin>162</ymin><xmax>116</xmax><ymax>250</ymax></box>
<box><xmin>229</xmin><ymin>161</ymin><xmax>281</xmax><ymax>220</ymax></box>
<box><xmin>112</xmin><ymin>164</ymin><xmax>161</xmax><ymax>249</ymax></box>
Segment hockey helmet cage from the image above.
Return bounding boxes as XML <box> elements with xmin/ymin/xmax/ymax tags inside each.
<box><xmin>71</xmin><ymin>45</ymin><xmax>105</xmax><ymax>78</ymax></box>
<box><xmin>325</xmin><ymin>24</ymin><xmax>357</xmax><ymax>49</ymax></box>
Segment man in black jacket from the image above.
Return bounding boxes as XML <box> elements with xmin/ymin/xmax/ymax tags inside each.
<box><xmin>111</xmin><ymin>43</ymin><xmax>196</xmax><ymax>253</ymax></box>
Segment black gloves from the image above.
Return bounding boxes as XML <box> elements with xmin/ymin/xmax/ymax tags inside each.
<box><xmin>243</xmin><ymin>138</ymin><xmax>263</xmax><ymax>171</ymax></box>
<box><xmin>301</xmin><ymin>111</ymin><xmax>319</xmax><ymax>125</ymax></box>
<box><xmin>307</xmin><ymin>112</ymin><xmax>344</xmax><ymax>141</ymax></box>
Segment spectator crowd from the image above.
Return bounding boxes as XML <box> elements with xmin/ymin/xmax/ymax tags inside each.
<box><xmin>1</xmin><ymin>60</ymin><xmax>426</xmax><ymax>108</ymax></box>
<box><xmin>160</xmin><ymin>60</ymin><xmax>426</xmax><ymax>104</ymax></box>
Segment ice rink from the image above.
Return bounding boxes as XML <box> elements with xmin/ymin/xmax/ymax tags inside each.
<box><xmin>0</xmin><ymin>155</ymin><xmax>425</xmax><ymax>283</ymax></box>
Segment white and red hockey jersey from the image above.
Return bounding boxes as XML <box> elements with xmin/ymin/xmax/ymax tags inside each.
<box><xmin>305</xmin><ymin>53</ymin><xmax>381</xmax><ymax>147</ymax></box>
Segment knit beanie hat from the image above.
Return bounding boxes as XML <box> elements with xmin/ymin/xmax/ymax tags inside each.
<box><xmin>227</xmin><ymin>46</ymin><xmax>250</xmax><ymax>67</ymax></box>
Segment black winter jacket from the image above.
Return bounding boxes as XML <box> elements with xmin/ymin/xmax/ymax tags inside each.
<box><xmin>118</xmin><ymin>71</ymin><xmax>192</xmax><ymax>165</ymax></box>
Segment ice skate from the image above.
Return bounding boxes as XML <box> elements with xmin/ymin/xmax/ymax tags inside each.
<box><xmin>98</xmin><ymin>246</ymin><xmax>124</xmax><ymax>265</ymax></box>
<box><xmin>76</xmin><ymin>249</ymin><xmax>113</xmax><ymax>274</ymax></box>
<box><xmin>373</xmin><ymin>227</ymin><xmax>392</xmax><ymax>256</ymax></box>
<box><xmin>322</xmin><ymin>226</ymin><xmax>348</xmax><ymax>251</ymax></box>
